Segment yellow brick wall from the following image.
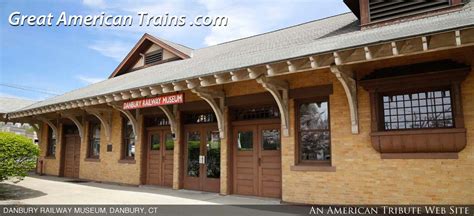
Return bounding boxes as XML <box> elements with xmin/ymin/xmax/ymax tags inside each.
<box><xmin>79</xmin><ymin>110</ymin><xmax>142</xmax><ymax>185</ymax></box>
<box><xmin>35</xmin><ymin>48</ymin><xmax>473</xmax><ymax>203</ymax></box>
<box><xmin>281</xmin><ymin>69</ymin><xmax>474</xmax><ymax>204</ymax></box>
<box><xmin>37</xmin><ymin>122</ymin><xmax>61</xmax><ymax>176</ymax></box>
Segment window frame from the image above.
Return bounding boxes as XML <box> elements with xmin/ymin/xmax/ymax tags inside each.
<box><xmin>295</xmin><ymin>97</ymin><xmax>332</xmax><ymax>166</ymax></box>
<box><xmin>359</xmin><ymin>62</ymin><xmax>469</xmax><ymax>158</ymax></box>
<box><xmin>46</xmin><ymin>126</ymin><xmax>56</xmax><ymax>158</ymax></box>
<box><xmin>87</xmin><ymin>121</ymin><xmax>101</xmax><ymax>159</ymax></box>
<box><xmin>121</xmin><ymin>117</ymin><xmax>136</xmax><ymax>161</ymax></box>
<box><xmin>378</xmin><ymin>86</ymin><xmax>455</xmax><ymax>131</ymax></box>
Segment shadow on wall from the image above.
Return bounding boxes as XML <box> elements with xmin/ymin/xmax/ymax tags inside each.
<box><xmin>0</xmin><ymin>183</ymin><xmax>47</xmax><ymax>200</ymax></box>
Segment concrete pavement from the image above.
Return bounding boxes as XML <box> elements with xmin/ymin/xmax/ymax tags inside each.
<box><xmin>0</xmin><ymin>175</ymin><xmax>280</xmax><ymax>205</ymax></box>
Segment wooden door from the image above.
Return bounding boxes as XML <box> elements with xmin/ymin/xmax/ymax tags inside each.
<box><xmin>146</xmin><ymin>129</ymin><xmax>174</xmax><ymax>187</ymax></box>
<box><xmin>64</xmin><ymin>134</ymin><xmax>80</xmax><ymax>178</ymax></box>
<box><xmin>183</xmin><ymin>124</ymin><xmax>220</xmax><ymax>192</ymax></box>
<box><xmin>233</xmin><ymin>125</ymin><xmax>258</xmax><ymax>196</ymax></box>
<box><xmin>258</xmin><ymin>124</ymin><xmax>282</xmax><ymax>198</ymax></box>
<box><xmin>233</xmin><ymin>124</ymin><xmax>281</xmax><ymax>198</ymax></box>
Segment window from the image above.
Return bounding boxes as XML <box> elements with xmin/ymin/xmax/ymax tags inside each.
<box><xmin>297</xmin><ymin>99</ymin><xmax>331</xmax><ymax>164</ymax></box>
<box><xmin>184</xmin><ymin>112</ymin><xmax>217</xmax><ymax>124</ymax></box>
<box><xmin>233</xmin><ymin>106</ymin><xmax>280</xmax><ymax>121</ymax></box>
<box><xmin>382</xmin><ymin>89</ymin><xmax>453</xmax><ymax>130</ymax></box>
<box><xmin>46</xmin><ymin>126</ymin><xmax>56</xmax><ymax>157</ymax></box>
<box><xmin>122</xmin><ymin>118</ymin><xmax>135</xmax><ymax>160</ymax></box>
<box><xmin>360</xmin><ymin>60</ymin><xmax>469</xmax><ymax>157</ymax></box>
<box><xmin>144</xmin><ymin>50</ymin><xmax>163</xmax><ymax>65</ymax></box>
<box><xmin>88</xmin><ymin>122</ymin><xmax>101</xmax><ymax>158</ymax></box>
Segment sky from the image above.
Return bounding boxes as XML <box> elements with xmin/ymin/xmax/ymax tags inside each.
<box><xmin>0</xmin><ymin>0</ymin><xmax>349</xmax><ymax>101</ymax></box>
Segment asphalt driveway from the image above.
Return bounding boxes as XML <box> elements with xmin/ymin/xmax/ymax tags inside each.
<box><xmin>0</xmin><ymin>175</ymin><xmax>280</xmax><ymax>205</ymax></box>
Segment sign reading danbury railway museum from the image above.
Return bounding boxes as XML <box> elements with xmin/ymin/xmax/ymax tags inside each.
<box><xmin>123</xmin><ymin>93</ymin><xmax>184</xmax><ymax>110</ymax></box>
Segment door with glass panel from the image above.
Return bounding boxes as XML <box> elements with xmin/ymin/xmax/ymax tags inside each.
<box><xmin>233</xmin><ymin>124</ymin><xmax>281</xmax><ymax>198</ymax></box>
<box><xmin>183</xmin><ymin>125</ymin><xmax>221</xmax><ymax>193</ymax></box>
<box><xmin>146</xmin><ymin>129</ymin><xmax>174</xmax><ymax>187</ymax></box>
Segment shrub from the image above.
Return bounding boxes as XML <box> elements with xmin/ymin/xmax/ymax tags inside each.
<box><xmin>0</xmin><ymin>132</ymin><xmax>39</xmax><ymax>182</ymax></box>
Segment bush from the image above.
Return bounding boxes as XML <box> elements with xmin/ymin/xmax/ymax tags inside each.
<box><xmin>0</xmin><ymin>132</ymin><xmax>39</xmax><ymax>182</ymax></box>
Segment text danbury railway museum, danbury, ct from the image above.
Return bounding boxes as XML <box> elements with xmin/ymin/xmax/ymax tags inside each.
<box><xmin>2</xmin><ymin>206</ymin><xmax>158</xmax><ymax>214</ymax></box>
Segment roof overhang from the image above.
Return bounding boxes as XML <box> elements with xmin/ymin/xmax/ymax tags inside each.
<box><xmin>7</xmin><ymin>26</ymin><xmax>474</xmax><ymax>121</ymax></box>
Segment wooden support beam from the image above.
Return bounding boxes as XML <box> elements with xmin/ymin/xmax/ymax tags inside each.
<box><xmin>97</xmin><ymin>96</ymin><xmax>106</xmax><ymax>104</ymax></box>
<box><xmin>35</xmin><ymin>116</ymin><xmax>58</xmax><ymax>142</ymax></box>
<box><xmin>121</xmin><ymin>92</ymin><xmax>131</xmax><ymax>100</ymax></box>
<box><xmin>172</xmin><ymin>82</ymin><xmax>186</xmax><ymax>91</ymax></box>
<box><xmin>149</xmin><ymin>86</ymin><xmax>162</xmax><ymax>95</ymax></box>
<box><xmin>391</xmin><ymin>41</ymin><xmax>399</xmax><ymax>55</ymax></box>
<box><xmin>109</xmin><ymin>104</ymin><xmax>138</xmax><ymax>140</ymax></box>
<box><xmin>364</xmin><ymin>47</ymin><xmax>373</xmax><ymax>60</ymax></box>
<box><xmin>214</xmin><ymin>73</ymin><xmax>230</xmax><ymax>84</ymax></box>
<box><xmin>199</xmin><ymin>77</ymin><xmax>215</xmax><ymax>87</ymax></box>
<box><xmin>130</xmin><ymin>90</ymin><xmax>141</xmax><ymax>98</ymax></box>
<box><xmin>60</xmin><ymin>113</ymin><xmax>84</xmax><ymax>140</ymax></box>
<box><xmin>287</xmin><ymin>61</ymin><xmax>296</xmax><ymax>73</ymax></box>
<box><xmin>256</xmin><ymin>76</ymin><xmax>289</xmax><ymax>137</ymax></box>
<box><xmin>191</xmin><ymin>88</ymin><xmax>226</xmax><ymax>138</ymax></box>
<box><xmin>309</xmin><ymin>56</ymin><xmax>319</xmax><ymax>69</ymax></box>
<box><xmin>230</xmin><ymin>71</ymin><xmax>247</xmax><ymax>81</ymax></box>
<box><xmin>158</xmin><ymin>105</ymin><xmax>177</xmax><ymax>137</ymax></box>
<box><xmin>90</xmin><ymin>98</ymin><xmax>99</xmax><ymax>105</ymax></box>
<box><xmin>113</xmin><ymin>93</ymin><xmax>122</xmax><ymax>101</ymax></box>
<box><xmin>84</xmin><ymin>108</ymin><xmax>113</xmax><ymax>143</ymax></box>
<box><xmin>105</xmin><ymin>95</ymin><xmax>114</xmax><ymax>103</ymax></box>
<box><xmin>422</xmin><ymin>36</ymin><xmax>429</xmax><ymax>51</ymax></box>
<box><xmin>330</xmin><ymin>64</ymin><xmax>359</xmax><ymax>134</ymax></box>
<box><xmin>248</xmin><ymin>68</ymin><xmax>263</xmax><ymax>79</ymax></box>
<box><xmin>161</xmin><ymin>84</ymin><xmax>174</xmax><ymax>93</ymax></box>
<box><xmin>140</xmin><ymin>88</ymin><xmax>151</xmax><ymax>97</ymax></box>
<box><xmin>455</xmin><ymin>30</ymin><xmax>462</xmax><ymax>46</ymax></box>
<box><xmin>266</xmin><ymin>65</ymin><xmax>275</xmax><ymax>76</ymax></box>
<box><xmin>185</xmin><ymin>79</ymin><xmax>200</xmax><ymax>89</ymax></box>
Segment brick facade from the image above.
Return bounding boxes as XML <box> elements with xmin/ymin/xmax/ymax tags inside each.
<box><xmin>36</xmin><ymin>49</ymin><xmax>474</xmax><ymax>204</ymax></box>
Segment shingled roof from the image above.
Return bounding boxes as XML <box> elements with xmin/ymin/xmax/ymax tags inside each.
<box><xmin>0</xmin><ymin>97</ymin><xmax>35</xmax><ymax>114</ymax></box>
<box><xmin>11</xmin><ymin>1</ymin><xmax>474</xmax><ymax>113</ymax></box>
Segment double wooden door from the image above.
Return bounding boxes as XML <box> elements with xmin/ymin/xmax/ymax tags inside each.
<box><xmin>64</xmin><ymin>134</ymin><xmax>81</xmax><ymax>178</ymax></box>
<box><xmin>233</xmin><ymin>123</ymin><xmax>282</xmax><ymax>198</ymax></box>
<box><xmin>183</xmin><ymin>124</ymin><xmax>221</xmax><ymax>193</ymax></box>
<box><xmin>146</xmin><ymin>128</ymin><xmax>174</xmax><ymax>187</ymax></box>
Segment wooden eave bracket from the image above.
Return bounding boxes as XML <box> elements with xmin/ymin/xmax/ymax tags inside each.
<box><xmin>191</xmin><ymin>88</ymin><xmax>226</xmax><ymax>139</ymax></box>
<box><xmin>109</xmin><ymin>104</ymin><xmax>139</xmax><ymax>140</ymax></box>
<box><xmin>59</xmin><ymin>113</ymin><xmax>84</xmax><ymax>141</ymax></box>
<box><xmin>84</xmin><ymin>108</ymin><xmax>113</xmax><ymax>143</ymax></box>
<box><xmin>35</xmin><ymin>116</ymin><xmax>59</xmax><ymax>144</ymax></box>
<box><xmin>330</xmin><ymin>64</ymin><xmax>359</xmax><ymax>134</ymax></box>
<box><xmin>256</xmin><ymin>76</ymin><xmax>290</xmax><ymax>137</ymax></box>
<box><xmin>158</xmin><ymin>105</ymin><xmax>178</xmax><ymax>138</ymax></box>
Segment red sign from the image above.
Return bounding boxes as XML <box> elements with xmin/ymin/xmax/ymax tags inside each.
<box><xmin>123</xmin><ymin>93</ymin><xmax>184</xmax><ymax>110</ymax></box>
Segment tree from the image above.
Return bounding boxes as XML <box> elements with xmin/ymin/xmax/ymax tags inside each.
<box><xmin>0</xmin><ymin>132</ymin><xmax>39</xmax><ymax>182</ymax></box>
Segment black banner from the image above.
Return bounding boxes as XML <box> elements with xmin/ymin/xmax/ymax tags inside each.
<box><xmin>0</xmin><ymin>205</ymin><xmax>473</xmax><ymax>216</ymax></box>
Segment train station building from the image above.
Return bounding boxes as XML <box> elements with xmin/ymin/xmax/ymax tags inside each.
<box><xmin>4</xmin><ymin>0</ymin><xmax>474</xmax><ymax>204</ymax></box>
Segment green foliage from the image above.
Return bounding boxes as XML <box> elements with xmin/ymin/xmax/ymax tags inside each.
<box><xmin>0</xmin><ymin>132</ymin><xmax>39</xmax><ymax>182</ymax></box>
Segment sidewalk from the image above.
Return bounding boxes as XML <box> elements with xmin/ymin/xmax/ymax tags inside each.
<box><xmin>0</xmin><ymin>175</ymin><xmax>280</xmax><ymax>205</ymax></box>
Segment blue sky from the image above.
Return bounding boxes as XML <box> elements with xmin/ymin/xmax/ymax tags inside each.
<box><xmin>0</xmin><ymin>0</ymin><xmax>349</xmax><ymax>101</ymax></box>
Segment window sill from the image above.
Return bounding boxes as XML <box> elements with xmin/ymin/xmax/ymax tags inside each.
<box><xmin>371</xmin><ymin>128</ymin><xmax>466</xmax><ymax>154</ymax></box>
<box><xmin>290</xmin><ymin>165</ymin><xmax>336</xmax><ymax>172</ymax></box>
<box><xmin>84</xmin><ymin>158</ymin><xmax>101</xmax><ymax>162</ymax></box>
<box><xmin>381</xmin><ymin>153</ymin><xmax>458</xmax><ymax>159</ymax></box>
<box><xmin>118</xmin><ymin>159</ymin><xmax>136</xmax><ymax>164</ymax></box>
<box><xmin>44</xmin><ymin>156</ymin><xmax>56</xmax><ymax>159</ymax></box>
